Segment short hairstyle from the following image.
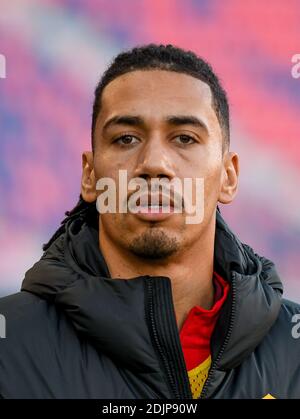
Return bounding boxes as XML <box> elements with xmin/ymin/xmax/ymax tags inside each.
<box><xmin>91</xmin><ymin>43</ymin><xmax>230</xmax><ymax>150</ymax></box>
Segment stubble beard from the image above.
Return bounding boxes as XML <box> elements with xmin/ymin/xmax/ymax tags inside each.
<box><xmin>128</xmin><ymin>227</ymin><xmax>180</xmax><ymax>260</ymax></box>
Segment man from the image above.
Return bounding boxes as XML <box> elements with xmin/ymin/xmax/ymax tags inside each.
<box><xmin>0</xmin><ymin>44</ymin><xmax>299</xmax><ymax>399</ymax></box>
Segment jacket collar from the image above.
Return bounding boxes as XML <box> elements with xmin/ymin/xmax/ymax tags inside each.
<box><xmin>21</xmin><ymin>209</ymin><xmax>283</xmax><ymax>372</ymax></box>
<box><xmin>212</xmin><ymin>211</ymin><xmax>283</xmax><ymax>369</ymax></box>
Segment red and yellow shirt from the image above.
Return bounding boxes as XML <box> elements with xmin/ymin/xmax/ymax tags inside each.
<box><xmin>179</xmin><ymin>272</ymin><xmax>229</xmax><ymax>398</ymax></box>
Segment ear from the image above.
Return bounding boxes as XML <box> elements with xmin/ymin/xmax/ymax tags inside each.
<box><xmin>218</xmin><ymin>151</ymin><xmax>239</xmax><ymax>204</ymax></box>
<box><xmin>81</xmin><ymin>151</ymin><xmax>97</xmax><ymax>203</ymax></box>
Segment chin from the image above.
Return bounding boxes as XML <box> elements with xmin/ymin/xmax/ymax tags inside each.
<box><xmin>127</xmin><ymin>228</ymin><xmax>180</xmax><ymax>260</ymax></box>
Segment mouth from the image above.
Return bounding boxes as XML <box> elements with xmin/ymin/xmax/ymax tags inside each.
<box><xmin>138</xmin><ymin>204</ymin><xmax>175</xmax><ymax>214</ymax></box>
<box><xmin>128</xmin><ymin>193</ymin><xmax>178</xmax><ymax>221</ymax></box>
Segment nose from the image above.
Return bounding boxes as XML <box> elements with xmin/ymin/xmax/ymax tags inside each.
<box><xmin>133</xmin><ymin>135</ymin><xmax>176</xmax><ymax>181</ymax></box>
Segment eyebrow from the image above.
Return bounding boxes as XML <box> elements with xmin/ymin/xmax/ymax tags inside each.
<box><xmin>102</xmin><ymin>114</ymin><xmax>209</xmax><ymax>135</ymax></box>
<box><xmin>166</xmin><ymin>115</ymin><xmax>209</xmax><ymax>134</ymax></box>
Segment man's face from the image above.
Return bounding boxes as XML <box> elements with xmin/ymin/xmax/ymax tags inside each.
<box><xmin>85</xmin><ymin>70</ymin><xmax>235</xmax><ymax>259</ymax></box>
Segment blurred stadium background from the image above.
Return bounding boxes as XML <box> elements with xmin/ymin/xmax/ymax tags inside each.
<box><xmin>0</xmin><ymin>0</ymin><xmax>299</xmax><ymax>299</ymax></box>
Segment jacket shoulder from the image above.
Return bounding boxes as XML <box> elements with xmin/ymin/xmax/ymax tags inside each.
<box><xmin>261</xmin><ymin>298</ymin><xmax>300</xmax><ymax>368</ymax></box>
<box><xmin>277</xmin><ymin>298</ymin><xmax>300</xmax><ymax>331</ymax></box>
<box><xmin>270</xmin><ymin>298</ymin><xmax>300</xmax><ymax>336</ymax></box>
<box><xmin>0</xmin><ymin>290</ymin><xmax>77</xmax><ymax>344</ymax></box>
<box><xmin>0</xmin><ymin>291</ymin><xmax>55</xmax><ymax>338</ymax></box>
<box><xmin>281</xmin><ymin>298</ymin><xmax>300</xmax><ymax>315</ymax></box>
<box><xmin>0</xmin><ymin>291</ymin><xmax>47</xmax><ymax>321</ymax></box>
<box><xmin>0</xmin><ymin>291</ymin><xmax>83</xmax><ymax>398</ymax></box>
<box><xmin>0</xmin><ymin>291</ymin><xmax>63</xmax><ymax>347</ymax></box>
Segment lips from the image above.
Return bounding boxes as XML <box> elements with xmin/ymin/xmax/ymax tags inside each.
<box><xmin>135</xmin><ymin>193</ymin><xmax>175</xmax><ymax>209</ymax></box>
<box><xmin>127</xmin><ymin>192</ymin><xmax>177</xmax><ymax>221</ymax></box>
<box><xmin>138</xmin><ymin>204</ymin><xmax>174</xmax><ymax>214</ymax></box>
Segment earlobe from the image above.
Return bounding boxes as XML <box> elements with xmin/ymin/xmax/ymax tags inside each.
<box><xmin>81</xmin><ymin>151</ymin><xmax>97</xmax><ymax>203</ymax></box>
<box><xmin>218</xmin><ymin>152</ymin><xmax>239</xmax><ymax>205</ymax></box>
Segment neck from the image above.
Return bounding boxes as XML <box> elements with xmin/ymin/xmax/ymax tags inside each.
<box><xmin>99</xmin><ymin>222</ymin><xmax>216</xmax><ymax>331</ymax></box>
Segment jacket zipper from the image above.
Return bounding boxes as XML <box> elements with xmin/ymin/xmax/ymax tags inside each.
<box><xmin>146</xmin><ymin>277</ymin><xmax>192</xmax><ymax>399</ymax></box>
<box><xmin>199</xmin><ymin>271</ymin><xmax>237</xmax><ymax>399</ymax></box>
<box><xmin>146</xmin><ymin>272</ymin><xmax>237</xmax><ymax>400</ymax></box>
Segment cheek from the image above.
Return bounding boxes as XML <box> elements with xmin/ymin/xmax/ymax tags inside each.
<box><xmin>181</xmin><ymin>143</ymin><xmax>223</xmax><ymax>176</ymax></box>
<box><xmin>95</xmin><ymin>145</ymin><xmax>137</xmax><ymax>174</ymax></box>
<box><xmin>188</xmin><ymin>154</ymin><xmax>223</xmax><ymax>210</ymax></box>
<box><xmin>203</xmin><ymin>168</ymin><xmax>223</xmax><ymax>213</ymax></box>
<box><xmin>185</xmin><ymin>157</ymin><xmax>222</xmax><ymax>193</ymax></box>
<box><xmin>94</xmin><ymin>157</ymin><xmax>124</xmax><ymax>181</ymax></box>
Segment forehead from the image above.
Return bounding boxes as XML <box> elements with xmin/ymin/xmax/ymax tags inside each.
<box><xmin>99</xmin><ymin>70</ymin><xmax>216</xmax><ymax>123</ymax></box>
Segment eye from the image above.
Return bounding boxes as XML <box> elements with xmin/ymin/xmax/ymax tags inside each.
<box><xmin>114</xmin><ymin>135</ymin><xmax>140</xmax><ymax>147</ymax></box>
<box><xmin>173</xmin><ymin>134</ymin><xmax>197</xmax><ymax>145</ymax></box>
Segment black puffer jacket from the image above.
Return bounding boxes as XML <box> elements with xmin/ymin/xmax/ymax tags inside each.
<box><xmin>0</xmin><ymin>209</ymin><xmax>299</xmax><ymax>399</ymax></box>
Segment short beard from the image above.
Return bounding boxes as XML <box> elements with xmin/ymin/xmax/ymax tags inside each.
<box><xmin>128</xmin><ymin>229</ymin><xmax>179</xmax><ymax>260</ymax></box>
